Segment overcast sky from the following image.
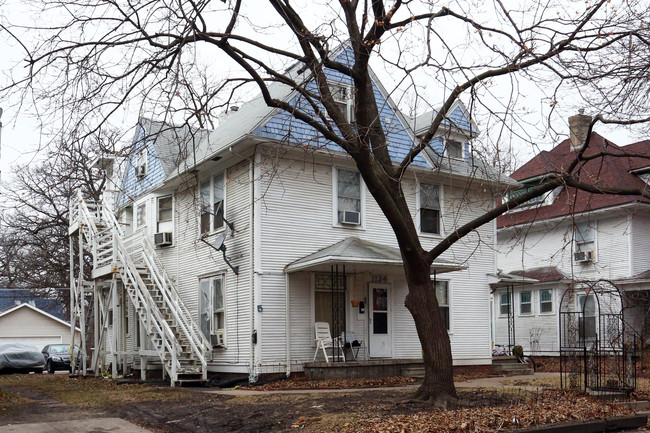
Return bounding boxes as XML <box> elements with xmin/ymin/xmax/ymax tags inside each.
<box><xmin>0</xmin><ymin>1</ymin><xmax>646</xmax><ymax>184</ymax></box>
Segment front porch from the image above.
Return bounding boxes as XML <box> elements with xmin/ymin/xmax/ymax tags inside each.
<box><xmin>284</xmin><ymin>237</ymin><xmax>465</xmax><ymax>369</ymax></box>
<box><xmin>303</xmin><ymin>358</ymin><xmax>424</xmax><ymax>380</ymax></box>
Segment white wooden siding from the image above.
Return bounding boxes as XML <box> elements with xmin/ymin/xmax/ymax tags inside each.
<box><xmin>492</xmin><ymin>284</ymin><xmax>564</xmax><ymax>356</ymax></box>
<box><xmin>631</xmin><ymin>213</ymin><xmax>650</xmax><ymax>276</ymax></box>
<box><xmin>498</xmin><ymin>215</ymin><xmax>632</xmax><ymax>281</ymax></box>
<box><xmin>132</xmin><ymin>158</ymin><xmax>254</xmax><ymax>372</ymax></box>
<box><xmin>260</xmin><ymin>147</ymin><xmax>495</xmax><ymax>369</ymax></box>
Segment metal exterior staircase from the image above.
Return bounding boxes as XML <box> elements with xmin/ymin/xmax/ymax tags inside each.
<box><xmin>69</xmin><ymin>190</ymin><xmax>211</xmax><ymax>386</ymax></box>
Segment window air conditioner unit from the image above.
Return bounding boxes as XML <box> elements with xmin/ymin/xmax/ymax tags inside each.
<box><xmin>210</xmin><ymin>333</ymin><xmax>224</xmax><ymax>347</ymax></box>
<box><xmin>341</xmin><ymin>210</ymin><xmax>361</xmax><ymax>225</ymax></box>
<box><xmin>154</xmin><ymin>232</ymin><xmax>172</xmax><ymax>247</ymax></box>
<box><xmin>574</xmin><ymin>250</ymin><xmax>594</xmax><ymax>263</ymax></box>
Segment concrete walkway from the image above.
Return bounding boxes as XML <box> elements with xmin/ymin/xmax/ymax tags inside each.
<box><xmin>0</xmin><ymin>418</ymin><xmax>152</xmax><ymax>433</ymax></box>
<box><xmin>456</xmin><ymin>372</ymin><xmax>560</xmax><ymax>389</ymax></box>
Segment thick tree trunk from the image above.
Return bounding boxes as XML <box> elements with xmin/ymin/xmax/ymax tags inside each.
<box><xmin>403</xmin><ymin>254</ymin><xmax>457</xmax><ymax>402</ymax></box>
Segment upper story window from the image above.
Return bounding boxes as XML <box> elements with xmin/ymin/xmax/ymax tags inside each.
<box><xmin>574</xmin><ymin>221</ymin><xmax>596</xmax><ymax>261</ymax></box>
<box><xmin>435</xmin><ymin>280</ymin><xmax>450</xmax><ymax>331</ymax></box>
<box><xmin>520</xmin><ymin>291</ymin><xmax>532</xmax><ymax>315</ymax></box>
<box><xmin>336</xmin><ymin>168</ymin><xmax>361</xmax><ymax>226</ymax></box>
<box><xmin>418</xmin><ymin>183</ymin><xmax>441</xmax><ymax>235</ymax></box>
<box><xmin>330</xmin><ymin>84</ymin><xmax>355</xmax><ymax>123</ymax></box>
<box><xmin>136</xmin><ymin>202</ymin><xmax>146</xmax><ymax>229</ymax></box>
<box><xmin>135</xmin><ymin>148</ymin><xmax>147</xmax><ymax>179</ymax></box>
<box><xmin>200</xmin><ymin>173</ymin><xmax>225</xmax><ymax>234</ymax></box>
<box><xmin>445</xmin><ymin>139</ymin><xmax>464</xmax><ymax>159</ymax></box>
<box><xmin>157</xmin><ymin>196</ymin><xmax>173</xmax><ymax>232</ymax></box>
<box><xmin>540</xmin><ymin>289</ymin><xmax>553</xmax><ymax>313</ymax></box>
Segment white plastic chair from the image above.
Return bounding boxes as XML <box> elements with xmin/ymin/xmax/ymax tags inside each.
<box><xmin>313</xmin><ymin>322</ymin><xmax>345</xmax><ymax>362</ymax></box>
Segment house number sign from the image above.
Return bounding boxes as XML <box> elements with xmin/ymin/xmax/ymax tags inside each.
<box><xmin>371</xmin><ymin>274</ymin><xmax>387</xmax><ymax>283</ymax></box>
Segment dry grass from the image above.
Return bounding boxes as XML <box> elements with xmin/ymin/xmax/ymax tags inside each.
<box><xmin>502</xmin><ymin>376</ymin><xmax>562</xmax><ymax>389</ymax></box>
<box><xmin>0</xmin><ymin>387</ymin><xmax>31</xmax><ymax>414</ymax></box>
<box><xmin>0</xmin><ymin>374</ymin><xmax>195</xmax><ymax>408</ymax></box>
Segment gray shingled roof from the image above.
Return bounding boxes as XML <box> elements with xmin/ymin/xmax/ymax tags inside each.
<box><xmin>285</xmin><ymin>237</ymin><xmax>464</xmax><ymax>273</ymax></box>
<box><xmin>138</xmin><ymin>118</ymin><xmax>210</xmax><ymax>177</ymax></box>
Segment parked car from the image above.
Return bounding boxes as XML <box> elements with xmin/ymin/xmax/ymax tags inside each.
<box><xmin>0</xmin><ymin>343</ymin><xmax>45</xmax><ymax>374</ymax></box>
<box><xmin>41</xmin><ymin>344</ymin><xmax>79</xmax><ymax>374</ymax></box>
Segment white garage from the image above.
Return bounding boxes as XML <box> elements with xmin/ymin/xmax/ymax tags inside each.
<box><xmin>0</xmin><ymin>303</ymin><xmax>80</xmax><ymax>351</ymax></box>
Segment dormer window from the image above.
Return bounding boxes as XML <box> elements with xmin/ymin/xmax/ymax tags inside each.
<box><xmin>330</xmin><ymin>84</ymin><xmax>355</xmax><ymax>122</ymax></box>
<box><xmin>445</xmin><ymin>140</ymin><xmax>464</xmax><ymax>159</ymax></box>
<box><xmin>631</xmin><ymin>167</ymin><xmax>650</xmax><ymax>185</ymax></box>
<box><xmin>135</xmin><ymin>148</ymin><xmax>147</xmax><ymax>179</ymax></box>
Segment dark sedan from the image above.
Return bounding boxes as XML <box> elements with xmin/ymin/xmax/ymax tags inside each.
<box><xmin>41</xmin><ymin>344</ymin><xmax>78</xmax><ymax>374</ymax></box>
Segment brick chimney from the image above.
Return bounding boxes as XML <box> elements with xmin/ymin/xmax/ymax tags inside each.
<box><xmin>568</xmin><ymin>110</ymin><xmax>592</xmax><ymax>151</ymax></box>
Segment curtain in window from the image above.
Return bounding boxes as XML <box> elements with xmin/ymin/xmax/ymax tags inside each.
<box><xmin>338</xmin><ymin>169</ymin><xmax>360</xmax><ymax>218</ymax></box>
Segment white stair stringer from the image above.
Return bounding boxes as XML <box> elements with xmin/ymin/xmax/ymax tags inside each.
<box><xmin>71</xmin><ymin>191</ymin><xmax>211</xmax><ymax>386</ymax></box>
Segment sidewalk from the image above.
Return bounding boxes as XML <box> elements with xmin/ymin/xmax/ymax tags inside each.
<box><xmin>0</xmin><ymin>418</ymin><xmax>152</xmax><ymax>433</ymax></box>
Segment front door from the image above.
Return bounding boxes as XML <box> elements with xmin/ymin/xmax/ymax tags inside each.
<box><xmin>369</xmin><ymin>285</ymin><xmax>392</xmax><ymax>358</ymax></box>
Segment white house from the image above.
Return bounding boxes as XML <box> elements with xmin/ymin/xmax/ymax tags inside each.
<box><xmin>496</xmin><ymin>124</ymin><xmax>650</xmax><ymax>356</ymax></box>
<box><xmin>70</xmin><ymin>45</ymin><xmax>511</xmax><ymax>385</ymax></box>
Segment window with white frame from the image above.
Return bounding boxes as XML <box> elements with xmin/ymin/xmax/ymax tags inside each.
<box><xmin>336</xmin><ymin>169</ymin><xmax>361</xmax><ymax>225</ymax></box>
<box><xmin>136</xmin><ymin>202</ymin><xmax>146</xmax><ymax>229</ymax></box>
<box><xmin>574</xmin><ymin>221</ymin><xmax>595</xmax><ymax>252</ymax></box>
<box><xmin>157</xmin><ymin>196</ymin><xmax>173</xmax><ymax>232</ymax></box>
<box><xmin>577</xmin><ymin>293</ymin><xmax>597</xmax><ymax>340</ymax></box>
<box><xmin>540</xmin><ymin>289</ymin><xmax>553</xmax><ymax>313</ymax></box>
<box><xmin>520</xmin><ymin>291</ymin><xmax>532</xmax><ymax>315</ymax></box>
<box><xmin>330</xmin><ymin>84</ymin><xmax>354</xmax><ymax>122</ymax></box>
<box><xmin>135</xmin><ymin>148</ymin><xmax>147</xmax><ymax>179</ymax></box>
<box><xmin>199</xmin><ymin>275</ymin><xmax>225</xmax><ymax>340</ymax></box>
<box><xmin>314</xmin><ymin>273</ymin><xmax>347</xmax><ymax>335</ymax></box>
<box><xmin>419</xmin><ymin>183</ymin><xmax>441</xmax><ymax>235</ymax></box>
<box><xmin>200</xmin><ymin>173</ymin><xmax>225</xmax><ymax>234</ymax></box>
<box><xmin>500</xmin><ymin>292</ymin><xmax>511</xmax><ymax>315</ymax></box>
<box><xmin>435</xmin><ymin>280</ymin><xmax>450</xmax><ymax>331</ymax></box>
<box><xmin>445</xmin><ymin>140</ymin><xmax>464</xmax><ymax>159</ymax></box>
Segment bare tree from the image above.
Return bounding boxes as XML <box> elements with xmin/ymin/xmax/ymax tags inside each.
<box><xmin>2</xmin><ymin>0</ymin><xmax>650</xmax><ymax>402</ymax></box>
<box><xmin>0</xmin><ymin>135</ymin><xmax>108</xmax><ymax>315</ymax></box>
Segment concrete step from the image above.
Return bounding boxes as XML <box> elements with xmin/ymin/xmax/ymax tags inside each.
<box><xmin>401</xmin><ymin>366</ymin><xmax>425</xmax><ymax>379</ymax></box>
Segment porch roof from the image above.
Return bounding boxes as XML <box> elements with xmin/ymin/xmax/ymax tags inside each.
<box><xmin>284</xmin><ymin>237</ymin><xmax>465</xmax><ymax>274</ymax></box>
<box><xmin>488</xmin><ymin>270</ymin><xmax>539</xmax><ymax>289</ymax></box>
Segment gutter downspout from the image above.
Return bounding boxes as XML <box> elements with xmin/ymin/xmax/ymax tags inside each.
<box><xmin>251</xmin><ymin>149</ymin><xmax>261</xmax><ymax>381</ymax></box>
<box><xmin>285</xmin><ymin>272</ymin><xmax>291</xmax><ymax>377</ymax></box>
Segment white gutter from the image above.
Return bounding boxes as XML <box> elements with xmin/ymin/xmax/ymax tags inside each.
<box><xmin>285</xmin><ymin>256</ymin><xmax>466</xmax><ymax>274</ymax></box>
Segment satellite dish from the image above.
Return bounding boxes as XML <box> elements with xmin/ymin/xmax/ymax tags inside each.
<box><xmin>214</xmin><ymin>232</ymin><xmax>227</xmax><ymax>252</ymax></box>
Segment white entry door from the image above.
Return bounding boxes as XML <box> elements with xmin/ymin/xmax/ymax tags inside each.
<box><xmin>369</xmin><ymin>285</ymin><xmax>392</xmax><ymax>358</ymax></box>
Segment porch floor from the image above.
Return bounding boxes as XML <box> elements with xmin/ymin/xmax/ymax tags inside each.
<box><xmin>303</xmin><ymin>358</ymin><xmax>424</xmax><ymax>380</ymax></box>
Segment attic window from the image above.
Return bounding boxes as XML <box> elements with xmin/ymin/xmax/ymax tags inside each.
<box><xmin>444</xmin><ymin>140</ymin><xmax>464</xmax><ymax>159</ymax></box>
<box><xmin>329</xmin><ymin>84</ymin><xmax>355</xmax><ymax>123</ymax></box>
<box><xmin>631</xmin><ymin>167</ymin><xmax>650</xmax><ymax>185</ymax></box>
<box><xmin>509</xmin><ymin>184</ymin><xmax>547</xmax><ymax>206</ymax></box>
<box><xmin>135</xmin><ymin>148</ymin><xmax>147</xmax><ymax>179</ymax></box>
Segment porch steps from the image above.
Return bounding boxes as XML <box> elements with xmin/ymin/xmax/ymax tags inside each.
<box><xmin>400</xmin><ymin>365</ymin><xmax>425</xmax><ymax>379</ymax></box>
<box><xmin>492</xmin><ymin>356</ymin><xmax>534</xmax><ymax>376</ymax></box>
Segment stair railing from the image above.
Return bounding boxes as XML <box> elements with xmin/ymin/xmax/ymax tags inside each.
<box><xmin>141</xmin><ymin>236</ymin><xmax>210</xmax><ymax>372</ymax></box>
<box><xmin>112</xmin><ymin>229</ymin><xmax>182</xmax><ymax>379</ymax></box>
<box><xmin>75</xmin><ymin>192</ymin><xmax>183</xmax><ymax>382</ymax></box>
